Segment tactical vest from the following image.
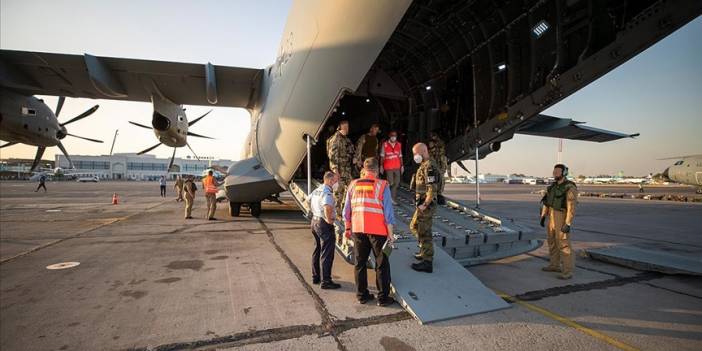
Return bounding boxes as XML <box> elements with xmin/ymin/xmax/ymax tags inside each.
<box><xmin>544</xmin><ymin>181</ymin><xmax>576</xmax><ymax>211</ymax></box>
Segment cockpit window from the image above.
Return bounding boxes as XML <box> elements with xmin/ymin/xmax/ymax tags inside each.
<box><xmin>21</xmin><ymin>107</ymin><xmax>36</xmax><ymax>116</ymax></box>
<box><xmin>674</xmin><ymin>160</ymin><xmax>684</xmax><ymax>165</ymax></box>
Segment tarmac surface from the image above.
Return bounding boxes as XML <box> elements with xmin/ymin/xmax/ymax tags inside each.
<box><xmin>1</xmin><ymin>181</ymin><xmax>700</xmax><ymax>351</ymax></box>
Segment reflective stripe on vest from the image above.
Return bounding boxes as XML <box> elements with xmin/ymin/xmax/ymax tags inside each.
<box><xmin>349</xmin><ymin>178</ymin><xmax>388</xmax><ymax>236</ymax></box>
<box><xmin>203</xmin><ymin>176</ymin><xmax>218</xmax><ymax>194</ymax></box>
<box><xmin>382</xmin><ymin>142</ymin><xmax>402</xmax><ymax>170</ymax></box>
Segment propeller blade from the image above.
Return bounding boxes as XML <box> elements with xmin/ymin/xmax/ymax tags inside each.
<box><xmin>185</xmin><ymin>143</ymin><xmax>200</xmax><ymax>160</ymax></box>
<box><xmin>129</xmin><ymin>121</ymin><xmax>153</xmax><ymax>130</ymax></box>
<box><xmin>187</xmin><ymin>131</ymin><xmax>215</xmax><ymax>139</ymax></box>
<box><xmin>55</xmin><ymin>96</ymin><xmax>65</xmax><ymax>117</ymax></box>
<box><xmin>188</xmin><ymin>110</ymin><xmax>212</xmax><ymax>126</ymax></box>
<box><xmin>56</xmin><ymin>142</ymin><xmax>74</xmax><ymax>169</ymax></box>
<box><xmin>167</xmin><ymin>147</ymin><xmax>176</xmax><ymax>172</ymax></box>
<box><xmin>30</xmin><ymin>146</ymin><xmax>47</xmax><ymax>172</ymax></box>
<box><xmin>66</xmin><ymin>133</ymin><xmax>104</xmax><ymax>143</ymax></box>
<box><xmin>457</xmin><ymin>161</ymin><xmax>471</xmax><ymax>174</ymax></box>
<box><xmin>137</xmin><ymin>142</ymin><xmax>162</xmax><ymax>155</ymax></box>
<box><xmin>0</xmin><ymin>142</ymin><xmax>18</xmax><ymax>149</ymax></box>
<box><xmin>60</xmin><ymin>105</ymin><xmax>99</xmax><ymax>126</ymax></box>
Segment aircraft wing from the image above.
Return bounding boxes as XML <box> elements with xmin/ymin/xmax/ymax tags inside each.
<box><xmin>0</xmin><ymin>49</ymin><xmax>262</xmax><ymax>108</ymax></box>
<box><xmin>515</xmin><ymin>114</ymin><xmax>639</xmax><ymax>142</ymax></box>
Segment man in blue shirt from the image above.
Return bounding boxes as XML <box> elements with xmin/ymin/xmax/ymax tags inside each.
<box><xmin>343</xmin><ymin>158</ymin><xmax>396</xmax><ymax>306</ymax></box>
<box><xmin>309</xmin><ymin>171</ymin><xmax>341</xmax><ymax>289</ymax></box>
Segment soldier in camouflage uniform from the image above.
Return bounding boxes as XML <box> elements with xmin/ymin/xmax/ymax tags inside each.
<box><xmin>428</xmin><ymin>131</ymin><xmax>449</xmax><ymax>204</ymax></box>
<box><xmin>354</xmin><ymin>123</ymin><xmax>381</xmax><ymax>169</ymax></box>
<box><xmin>409</xmin><ymin>142</ymin><xmax>439</xmax><ymax>273</ymax></box>
<box><xmin>540</xmin><ymin>164</ymin><xmax>578</xmax><ymax>280</ymax></box>
<box><xmin>326</xmin><ymin>120</ymin><xmax>355</xmax><ymax>220</ymax></box>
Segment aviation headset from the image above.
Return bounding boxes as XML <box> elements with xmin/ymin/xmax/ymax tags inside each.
<box><xmin>555</xmin><ymin>164</ymin><xmax>569</xmax><ymax>177</ymax></box>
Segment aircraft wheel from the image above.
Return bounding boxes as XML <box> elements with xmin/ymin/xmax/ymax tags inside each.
<box><xmin>229</xmin><ymin>202</ymin><xmax>241</xmax><ymax>217</ymax></box>
<box><xmin>250</xmin><ymin>202</ymin><xmax>262</xmax><ymax>217</ymax></box>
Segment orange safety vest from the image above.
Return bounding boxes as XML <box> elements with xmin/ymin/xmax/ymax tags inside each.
<box><xmin>349</xmin><ymin>176</ymin><xmax>388</xmax><ymax>236</ymax></box>
<box><xmin>382</xmin><ymin>141</ymin><xmax>402</xmax><ymax>170</ymax></box>
<box><xmin>202</xmin><ymin>175</ymin><xmax>218</xmax><ymax>194</ymax></box>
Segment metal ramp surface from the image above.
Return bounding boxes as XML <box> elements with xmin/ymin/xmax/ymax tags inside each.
<box><xmin>586</xmin><ymin>243</ymin><xmax>702</xmax><ymax>276</ymax></box>
<box><xmin>389</xmin><ymin>240</ymin><xmax>510</xmax><ymax>324</ymax></box>
<box><xmin>289</xmin><ymin>179</ymin><xmax>515</xmax><ymax>323</ymax></box>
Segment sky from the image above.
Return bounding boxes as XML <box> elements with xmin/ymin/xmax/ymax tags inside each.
<box><xmin>1</xmin><ymin>1</ymin><xmax>700</xmax><ymax>177</ymax></box>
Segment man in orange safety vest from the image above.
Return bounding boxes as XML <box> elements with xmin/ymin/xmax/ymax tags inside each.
<box><xmin>343</xmin><ymin>157</ymin><xmax>396</xmax><ymax>307</ymax></box>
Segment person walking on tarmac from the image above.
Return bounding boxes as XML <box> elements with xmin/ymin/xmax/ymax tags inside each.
<box><xmin>540</xmin><ymin>164</ymin><xmax>578</xmax><ymax>280</ymax></box>
<box><xmin>354</xmin><ymin>123</ymin><xmax>381</xmax><ymax>168</ymax></box>
<box><xmin>410</xmin><ymin>143</ymin><xmax>439</xmax><ymax>273</ymax></box>
<box><xmin>174</xmin><ymin>175</ymin><xmax>184</xmax><ymax>202</ymax></box>
<box><xmin>202</xmin><ymin>170</ymin><xmax>221</xmax><ymax>220</ymax></box>
<box><xmin>343</xmin><ymin>158</ymin><xmax>396</xmax><ymax>306</ymax></box>
<box><xmin>326</xmin><ymin>120</ymin><xmax>355</xmax><ymax>220</ymax></box>
<box><xmin>159</xmin><ymin>176</ymin><xmax>167</xmax><ymax>197</ymax></box>
<box><xmin>380</xmin><ymin>130</ymin><xmax>403</xmax><ymax>204</ymax></box>
<box><xmin>309</xmin><ymin>171</ymin><xmax>342</xmax><ymax>289</ymax></box>
<box><xmin>183</xmin><ymin>176</ymin><xmax>197</xmax><ymax>219</ymax></box>
<box><xmin>35</xmin><ymin>174</ymin><xmax>47</xmax><ymax>192</ymax></box>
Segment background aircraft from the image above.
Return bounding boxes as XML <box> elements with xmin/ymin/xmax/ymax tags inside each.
<box><xmin>0</xmin><ymin>88</ymin><xmax>102</xmax><ymax>170</ymax></box>
<box><xmin>0</xmin><ymin>0</ymin><xmax>699</xmax><ymax>217</ymax></box>
<box><xmin>661</xmin><ymin>155</ymin><xmax>702</xmax><ymax>192</ymax></box>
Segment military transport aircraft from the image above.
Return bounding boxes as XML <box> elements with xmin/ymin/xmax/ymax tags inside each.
<box><xmin>0</xmin><ymin>0</ymin><xmax>700</xmax><ymax>217</ymax></box>
<box><xmin>661</xmin><ymin>155</ymin><xmax>702</xmax><ymax>193</ymax></box>
<box><xmin>0</xmin><ymin>88</ymin><xmax>102</xmax><ymax>170</ymax></box>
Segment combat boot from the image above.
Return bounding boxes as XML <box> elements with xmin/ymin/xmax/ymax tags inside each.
<box><xmin>541</xmin><ymin>266</ymin><xmax>561</xmax><ymax>272</ymax></box>
<box><xmin>411</xmin><ymin>260</ymin><xmax>433</xmax><ymax>273</ymax></box>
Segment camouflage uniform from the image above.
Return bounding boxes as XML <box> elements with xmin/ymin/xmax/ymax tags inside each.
<box><xmin>428</xmin><ymin>137</ymin><xmax>449</xmax><ymax>195</ymax></box>
<box><xmin>410</xmin><ymin>158</ymin><xmax>439</xmax><ymax>262</ymax></box>
<box><xmin>326</xmin><ymin>130</ymin><xmax>355</xmax><ymax>219</ymax></box>
<box><xmin>541</xmin><ymin>180</ymin><xmax>578</xmax><ymax>277</ymax></box>
<box><xmin>354</xmin><ymin>133</ymin><xmax>379</xmax><ymax>168</ymax></box>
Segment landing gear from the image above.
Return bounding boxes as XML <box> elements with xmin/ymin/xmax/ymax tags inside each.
<box><xmin>229</xmin><ymin>202</ymin><xmax>241</xmax><ymax>217</ymax></box>
<box><xmin>249</xmin><ymin>202</ymin><xmax>262</xmax><ymax>217</ymax></box>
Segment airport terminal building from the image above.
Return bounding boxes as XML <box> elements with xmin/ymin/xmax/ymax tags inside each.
<box><xmin>54</xmin><ymin>153</ymin><xmax>234</xmax><ymax>180</ymax></box>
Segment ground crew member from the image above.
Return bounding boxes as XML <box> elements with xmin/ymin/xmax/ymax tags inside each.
<box><xmin>183</xmin><ymin>176</ymin><xmax>196</xmax><ymax>219</ymax></box>
<box><xmin>354</xmin><ymin>123</ymin><xmax>381</xmax><ymax>168</ymax></box>
<box><xmin>343</xmin><ymin>158</ymin><xmax>395</xmax><ymax>306</ymax></box>
<box><xmin>174</xmin><ymin>175</ymin><xmax>184</xmax><ymax>202</ymax></box>
<box><xmin>326</xmin><ymin>120</ymin><xmax>355</xmax><ymax>219</ymax></box>
<box><xmin>428</xmin><ymin>131</ymin><xmax>449</xmax><ymax>204</ymax></box>
<box><xmin>159</xmin><ymin>176</ymin><xmax>167</xmax><ymax>197</ymax></box>
<box><xmin>35</xmin><ymin>174</ymin><xmax>47</xmax><ymax>192</ymax></box>
<box><xmin>309</xmin><ymin>171</ymin><xmax>341</xmax><ymax>289</ymax></box>
<box><xmin>540</xmin><ymin>164</ymin><xmax>578</xmax><ymax>280</ymax></box>
<box><xmin>410</xmin><ymin>143</ymin><xmax>439</xmax><ymax>273</ymax></box>
<box><xmin>638</xmin><ymin>183</ymin><xmax>645</xmax><ymax>193</ymax></box>
<box><xmin>380</xmin><ymin>130</ymin><xmax>403</xmax><ymax>204</ymax></box>
<box><xmin>202</xmin><ymin>170</ymin><xmax>221</xmax><ymax>220</ymax></box>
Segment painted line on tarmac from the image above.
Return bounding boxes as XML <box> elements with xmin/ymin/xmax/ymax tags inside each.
<box><xmin>496</xmin><ymin>290</ymin><xmax>640</xmax><ymax>351</ymax></box>
<box><xmin>0</xmin><ymin>200</ymin><xmax>168</xmax><ymax>265</ymax></box>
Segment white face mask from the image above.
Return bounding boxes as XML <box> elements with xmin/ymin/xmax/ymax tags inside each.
<box><xmin>413</xmin><ymin>154</ymin><xmax>423</xmax><ymax>164</ymax></box>
<box><xmin>331</xmin><ymin>181</ymin><xmax>339</xmax><ymax>192</ymax></box>
<box><xmin>389</xmin><ymin>136</ymin><xmax>397</xmax><ymax>142</ymax></box>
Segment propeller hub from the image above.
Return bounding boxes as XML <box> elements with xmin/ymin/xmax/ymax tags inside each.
<box><xmin>56</xmin><ymin>126</ymin><xmax>68</xmax><ymax>140</ymax></box>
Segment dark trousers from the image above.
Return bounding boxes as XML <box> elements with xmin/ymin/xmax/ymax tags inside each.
<box><xmin>35</xmin><ymin>183</ymin><xmax>46</xmax><ymax>192</ymax></box>
<box><xmin>160</xmin><ymin>185</ymin><xmax>166</xmax><ymax>197</ymax></box>
<box><xmin>353</xmin><ymin>233</ymin><xmax>391</xmax><ymax>299</ymax></box>
<box><xmin>311</xmin><ymin>218</ymin><xmax>335</xmax><ymax>282</ymax></box>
